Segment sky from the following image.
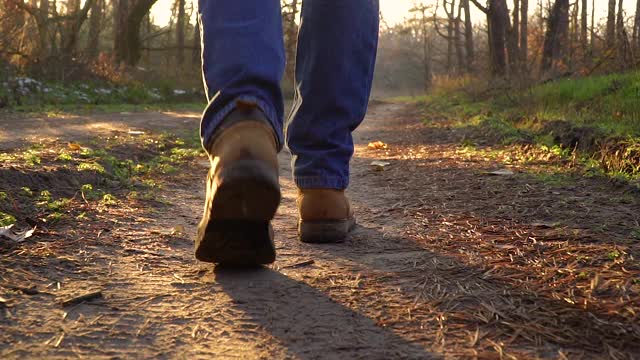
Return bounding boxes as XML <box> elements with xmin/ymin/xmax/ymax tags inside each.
<box><xmin>150</xmin><ymin>1</ymin><xmax>638</xmax><ymax>28</ymax></box>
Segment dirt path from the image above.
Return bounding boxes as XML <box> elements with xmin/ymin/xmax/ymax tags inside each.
<box><xmin>1</xmin><ymin>103</ymin><xmax>639</xmax><ymax>359</ymax></box>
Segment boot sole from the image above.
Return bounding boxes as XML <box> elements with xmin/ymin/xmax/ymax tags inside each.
<box><xmin>196</xmin><ymin>160</ymin><xmax>280</xmax><ymax>265</ymax></box>
<box><xmin>298</xmin><ymin>217</ymin><xmax>356</xmax><ymax>244</ymax></box>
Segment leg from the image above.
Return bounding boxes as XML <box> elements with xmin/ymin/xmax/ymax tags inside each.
<box><xmin>196</xmin><ymin>0</ymin><xmax>285</xmax><ymax>265</ymax></box>
<box><xmin>287</xmin><ymin>0</ymin><xmax>380</xmax><ymax>190</ymax></box>
<box><xmin>287</xmin><ymin>0</ymin><xmax>379</xmax><ymax>243</ymax></box>
<box><xmin>199</xmin><ymin>0</ymin><xmax>285</xmax><ymax>149</ymax></box>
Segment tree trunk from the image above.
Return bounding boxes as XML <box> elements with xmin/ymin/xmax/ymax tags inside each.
<box><xmin>634</xmin><ymin>0</ymin><xmax>640</xmax><ymax>51</ymax></box>
<box><xmin>508</xmin><ymin>0</ymin><xmax>520</xmax><ymax>75</ymax></box>
<box><xmin>114</xmin><ymin>0</ymin><xmax>129</xmax><ymax>59</ymax></box>
<box><xmin>446</xmin><ymin>0</ymin><xmax>454</xmax><ymax>74</ymax></box>
<box><xmin>607</xmin><ymin>0</ymin><xmax>617</xmax><ymax>48</ymax></box>
<box><xmin>422</xmin><ymin>15</ymin><xmax>433</xmax><ymax>91</ymax></box>
<box><xmin>591</xmin><ymin>0</ymin><xmax>596</xmax><ymax>51</ymax></box>
<box><xmin>192</xmin><ymin>14</ymin><xmax>201</xmax><ymax>65</ymax></box>
<box><xmin>454</xmin><ymin>2</ymin><xmax>465</xmax><ymax>74</ymax></box>
<box><xmin>462</xmin><ymin>0</ymin><xmax>474</xmax><ymax>72</ymax></box>
<box><xmin>490</xmin><ymin>0</ymin><xmax>509</xmax><ymax>77</ymax></box>
<box><xmin>38</xmin><ymin>0</ymin><xmax>49</xmax><ymax>58</ymax></box>
<box><xmin>86</xmin><ymin>0</ymin><xmax>103</xmax><ymax>59</ymax></box>
<box><xmin>176</xmin><ymin>0</ymin><xmax>185</xmax><ymax>66</ymax></box>
<box><xmin>512</xmin><ymin>0</ymin><xmax>520</xmax><ymax>52</ymax></box>
<box><xmin>541</xmin><ymin>0</ymin><xmax>570</xmax><ymax>74</ymax></box>
<box><xmin>581</xmin><ymin>0</ymin><xmax>588</xmax><ymax>61</ymax></box>
<box><xmin>61</xmin><ymin>0</ymin><xmax>95</xmax><ymax>56</ymax></box>
<box><xmin>569</xmin><ymin>0</ymin><xmax>579</xmax><ymax>62</ymax></box>
<box><xmin>470</xmin><ymin>0</ymin><xmax>509</xmax><ymax>77</ymax></box>
<box><xmin>616</xmin><ymin>0</ymin><xmax>625</xmax><ymax>44</ymax></box>
<box><xmin>113</xmin><ymin>0</ymin><xmax>158</xmax><ymax>66</ymax></box>
<box><xmin>520</xmin><ymin>0</ymin><xmax>528</xmax><ymax>70</ymax></box>
<box><xmin>284</xmin><ymin>0</ymin><xmax>299</xmax><ymax>83</ymax></box>
<box><xmin>64</xmin><ymin>0</ymin><xmax>81</xmax><ymax>54</ymax></box>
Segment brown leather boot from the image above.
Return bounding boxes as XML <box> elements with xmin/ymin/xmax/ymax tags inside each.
<box><xmin>195</xmin><ymin>101</ymin><xmax>280</xmax><ymax>265</ymax></box>
<box><xmin>297</xmin><ymin>189</ymin><xmax>356</xmax><ymax>243</ymax></box>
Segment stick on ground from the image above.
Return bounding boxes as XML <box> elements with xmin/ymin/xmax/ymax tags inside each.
<box><xmin>60</xmin><ymin>290</ymin><xmax>103</xmax><ymax>307</ymax></box>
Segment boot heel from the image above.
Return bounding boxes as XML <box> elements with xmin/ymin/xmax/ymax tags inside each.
<box><xmin>211</xmin><ymin>159</ymin><xmax>281</xmax><ymax>221</ymax></box>
<box><xmin>196</xmin><ymin>220</ymin><xmax>275</xmax><ymax>265</ymax></box>
<box><xmin>196</xmin><ymin>159</ymin><xmax>280</xmax><ymax>265</ymax></box>
<box><xmin>298</xmin><ymin>218</ymin><xmax>356</xmax><ymax>244</ymax></box>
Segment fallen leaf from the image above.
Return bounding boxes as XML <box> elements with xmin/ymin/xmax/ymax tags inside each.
<box><xmin>370</xmin><ymin>161</ymin><xmax>391</xmax><ymax>171</ymax></box>
<box><xmin>13</xmin><ymin>228</ymin><xmax>35</xmax><ymax>243</ymax></box>
<box><xmin>531</xmin><ymin>221</ymin><xmax>559</xmax><ymax>228</ymax></box>
<box><xmin>494</xmin><ymin>244</ymin><xmax>517</xmax><ymax>249</ymax></box>
<box><xmin>67</xmin><ymin>143</ymin><xmax>82</xmax><ymax>151</ymax></box>
<box><xmin>0</xmin><ymin>225</ymin><xmax>35</xmax><ymax>243</ymax></box>
<box><xmin>368</xmin><ymin>141</ymin><xmax>388</xmax><ymax>150</ymax></box>
<box><xmin>53</xmin><ymin>333</ymin><xmax>65</xmax><ymax>348</ymax></box>
<box><xmin>171</xmin><ymin>225</ymin><xmax>186</xmax><ymax>235</ymax></box>
<box><xmin>0</xmin><ymin>225</ymin><xmax>14</xmax><ymax>238</ymax></box>
<box><xmin>487</xmin><ymin>169</ymin><xmax>514</xmax><ymax>176</ymax></box>
<box><xmin>60</xmin><ymin>290</ymin><xmax>103</xmax><ymax>307</ymax></box>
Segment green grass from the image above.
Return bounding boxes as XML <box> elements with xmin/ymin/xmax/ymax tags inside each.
<box><xmin>525</xmin><ymin>72</ymin><xmax>640</xmax><ymax>136</ymax></box>
<box><xmin>0</xmin><ymin>212</ymin><xmax>16</xmax><ymax>226</ymax></box>
<box><xmin>401</xmin><ymin>72</ymin><xmax>640</xmax><ymax>183</ymax></box>
<box><xmin>400</xmin><ymin>71</ymin><xmax>640</xmax><ymax>137</ymax></box>
<box><xmin>6</xmin><ymin>102</ymin><xmax>204</xmax><ymax>116</ymax></box>
<box><xmin>1</xmin><ymin>130</ymin><xmax>206</xmax><ymax>228</ymax></box>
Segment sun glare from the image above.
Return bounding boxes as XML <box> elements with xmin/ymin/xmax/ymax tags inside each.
<box><xmin>150</xmin><ymin>0</ymin><xmax>627</xmax><ymax>28</ymax></box>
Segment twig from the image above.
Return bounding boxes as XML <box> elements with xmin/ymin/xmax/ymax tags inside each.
<box><xmin>60</xmin><ymin>290</ymin><xmax>103</xmax><ymax>307</ymax></box>
<box><xmin>281</xmin><ymin>260</ymin><xmax>315</xmax><ymax>269</ymax></box>
<box><xmin>2</xmin><ymin>284</ymin><xmax>51</xmax><ymax>296</ymax></box>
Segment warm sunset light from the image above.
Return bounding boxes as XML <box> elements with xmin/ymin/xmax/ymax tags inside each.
<box><xmin>2</xmin><ymin>0</ymin><xmax>639</xmax><ymax>358</ymax></box>
<box><xmin>149</xmin><ymin>0</ymin><xmax>637</xmax><ymax>26</ymax></box>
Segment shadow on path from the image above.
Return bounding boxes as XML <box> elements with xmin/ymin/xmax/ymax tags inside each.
<box><xmin>213</xmin><ymin>267</ymin><xmax>437</xmax><ymax>359</ymax></box>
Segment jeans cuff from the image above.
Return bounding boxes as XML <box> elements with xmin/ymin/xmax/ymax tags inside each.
<box><xmin>295</xmin><ymin>176</ymin><xmax>349</xmax><ymax>190</ymax></box>
<box><xmin>201</xmin><ymin>95</ymin><xmax>283</xmax><ymax>151</ymax></box>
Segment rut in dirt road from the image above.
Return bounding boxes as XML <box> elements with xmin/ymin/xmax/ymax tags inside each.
<box><xmin>1</xmin><ymin>102</ymin><xmax>639</xmax><ymax>359</ymax></box>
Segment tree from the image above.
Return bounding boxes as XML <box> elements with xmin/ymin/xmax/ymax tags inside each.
<box><xmin>176</xmin><ymin>0</ymin><xmax>186</xmax><ymax>66</ymax></box>
<box><xmin>471</xmin><ymin>0</ymin><xmax>511</xmax><ymax>77</ymax></box>
<box><xmin>541</xmin><ymin>0</ymin><xmax>570</xmax><ymax>74</ymax></box>
<box><xmin>113</xmin><ymin>0</ymin><xmax>159</xmax><ymax>66</ymax></box>
<box><xmin>411</xmin><ymin>4</ymin><xmax>434</xmax><ymax>91</ymax></box>
<box><xmin>192</xmin><ymin>13</ymin><xmax>201</xmax><ymax>65</ymax></box>
<box><xmin>461</xmin><ymin>0</ymin><xmax>475</xmax><ymax>72</ymax></box>
<box><xmin>507</xmin><ymin>0</ymin><xmax>520</xmax><ymax>74</ymax></box>
<box><xmin>37</xmin><ymin>0</ymin><xmax>48</xmax><ymax>58</ymax></box>
<box><xmin>282</xmin><ymin>0</ymin><xmax>299</xmax><ymax>83</ymax></box>
<box><xmin>634</xmin><ymin>0</ymin><xmax>640</xmax><ymax>52</ymax></box>
<box><xmin>433</xmin><ymin>0</ymin><xmax>463</xmax><ymax>74</ymax></box>
<box><xmin>86</xmin><ymin>0</ymin><xmax>104</xmax><ymax>60</ymax></box>
<box><xmin>61</xmin><ymin>0</ymin><xmax>96</xmax><ymax>56</ymax></box>
<box><xmin>607</xmin><ymin>0</ymin><xmax>617</xmax><ymax>48</ymax></box>
<box><xmin>616</xmin><ymin>0</ymin><xmax>625</xmax><ymax>43</ymax></box>
<box><xmin>581</xmin><ymin>0</ymin><xmax>588</xmax><ymax>61</ymax></box>
<box><xmin>520</xmin><ymin>0</ymin><xmax>528</xmax><ymax>69</ymax></box>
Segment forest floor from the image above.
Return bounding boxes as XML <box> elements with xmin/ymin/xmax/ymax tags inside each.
<box><xmin>1</xmin><ymin>102</ymin><xmax>639</xmax><ymax>359</ymax></box>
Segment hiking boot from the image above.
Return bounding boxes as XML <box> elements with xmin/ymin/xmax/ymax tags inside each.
<box><xmin>195</xmin><ymin>101</ymin><xmax>280</xmax><ymax>265</ymax></box>
<box><xmin>297</xmin><ymin>189</ymin><xmax>356</xmax><ymax>243</ymax></box>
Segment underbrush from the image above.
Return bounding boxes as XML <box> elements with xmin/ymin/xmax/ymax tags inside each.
<box><xmin>396</xmin><ymin>72</ymin><xmax>640</xmax><ymax>186</ymax></box>
<box><xmin>0</xmin><ymin>132</ymin><xmax>205</xmax><ymax>229</ymax></box>
<box><xmin>0</xmin><ymin>77</ymin><xmax>205</xmax><ymax>112</ymax></box>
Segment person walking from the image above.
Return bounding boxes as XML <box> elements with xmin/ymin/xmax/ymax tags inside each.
<box><xmin>195</xmin><ymin>0</ymin><xmax>379</xmax><ymax>265</ymax></box>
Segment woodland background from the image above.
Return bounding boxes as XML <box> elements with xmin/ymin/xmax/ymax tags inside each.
<box><xmin>0</xmin><ymin>1</ymin><xmax>639</xmax><ymax>98</ymax></box>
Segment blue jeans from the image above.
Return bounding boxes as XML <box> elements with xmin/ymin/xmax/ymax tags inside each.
<box><xmin>198</xmin><ymin>0</ymin><xmax>379</xmax><ymax>190</ymax></box>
